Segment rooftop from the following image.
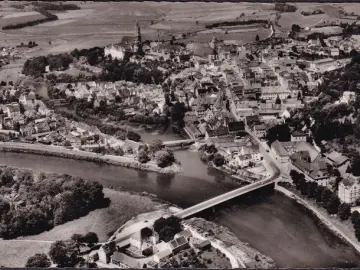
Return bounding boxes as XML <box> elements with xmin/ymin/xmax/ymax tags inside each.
<box><xmin>111</xmin><ymin>252</ymin><xmax>143</xmax><ymax>268</ymax></box>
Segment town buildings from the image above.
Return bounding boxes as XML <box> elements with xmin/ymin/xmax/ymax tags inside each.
<box><xmin>271</xmin><ymin>139</ymin><xmax>329</xmax><ymax>185</ymax></box>
<box><xmin>105</xmin><ymin>22</ymin><xmax>143</xmax><ymax>60</ymax></box>
<box><xmin>338</xmin><ymin>174</ymin><xmax>360</xmax><ymax>204</ymax></box>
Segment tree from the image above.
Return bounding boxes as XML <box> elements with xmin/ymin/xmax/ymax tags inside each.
<box><xmin>307</xmin><ymin>181</ymin><xmax>318</xmax><ymax>198</ymax></box>
<box><xmin>325</xmin><ymin>194</ymin><xmax>340</xmax><ymax>215</ymax></box>
<box><xmin>138</xmin><ymin>150</ymin><xmax>150</xmax><ymax>164</ymax></box>
<box><xmin>291</xmin><ymin>24</ymin><xmax>301</xmax><ymax>32</ymax></box>
<box><xmin>149</xmin><ymin>140</ymin><xmax>163</xmax><ymax>155</ymax></box>
<box><xmin>71</xmin><ymin>233</ymin><xmax>84</xmax><ymax>243</ymax></box>
<box><xmin>352</xmin><ymin>211</ymin><xmax>360</xmax><ymax>225</ymax></box>
<box><xmin>25</xmin><ymin>253</ymin><xmax>51</xmax><ymax>268</ymax></box>
<box><xmin>321</xmin><ymin>188</ymin><xmax>333</xmax><ymax>204</ymax></box>
<box><xmin>83</xmin><ymin>232</ymin><xmax>98</xmax><ymax>246</ymax></box>
<box><xmin>154</xmin><ymin>216</ymin><xmax>182</xmax><ymax>242</ymax></box>
<box><xmin>64</xmin><ymin>140</ymin><xmax>72</xmax><ymax>147</ymax></box>
<box><xmin>265</xmin><ymin>124</ymin><xmax>291</xmax><ymax>145</ymax></box>
<box><xmin>155</xmin><ymin>150</ymin><xmax>175</xmax><ymax>168</ymax></box>
<box><xmin>171</xmin><ymin>102</ymin><xmax>186</xmax><ymax>128</ymax></box>
<box><xmin>315</xmin><ymin>185</ymin><xmax>325</xmax><ymax>203</ymax></box>
<box><xmin>142</xmin><ymin>247</ymin><xmax>153</xmax><ymax>256</ymax></box>
<box><xmin>290</xmin><ymin>170</ymin><xmax>299</xmax><ymax>180</ymax></box>
<box><xmin>333</xmin><ymin>176</ymin><xmax>343</xmax><ymax>191</ymax></box>
<box><xmin>351</xmin><ymin>154</ymin><xmax>360</xmax><ymax>176</ymax></box>
<box><xmin>213</xmin><ymin>153</ymin><xmax>225</xmax><ymax>167</ymax></box>
<box><xmin>338</xmin><ymin>203</ymin><xmax>351</xmax><ymax>221</ymax></box>
<box><xmin>355</xmin><ymin>227</ymin><xmax>360</xmax><ymax>241</ymax></box>
<box><xmin>49</xmin><ymin>241</ymin><xmax>79</xmax><ymax>267</ymax></box>
<box><xmin>275</xmin><ymin>95</ymin><xmax>281</xmax><ymax>105</ymax></box>
<box><xmin>127</xmin><ymin>130</ymin><xmax>141</xmax><ymax>142</ymax></box>
<box><xmin>255</xmin><ymin>34</ymin><xmax>260</xmax><ymax>42</ymax></box>
<box><xmin>298</xmin><ymin>178</ymin><xmax>308</xmax><ymax>195</ymax></box>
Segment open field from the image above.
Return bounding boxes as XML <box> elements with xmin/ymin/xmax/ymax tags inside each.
<box><xmin>278</xmin><ymin>12</ymin><xmax>329</xmax><ymax>31</ymax></box>
<box><xmin>310</xmin><ymin>26</ymin><xmax>343</xmax><ymax>35</ymax></box>
<box><xmin>2</xmin><ymin>11</ymin><xmax>39</xmax><ymax>19</ymax></box>
<box><xmin>21</xmin><ymin>188</ymin><xmax>161</xmax><ymax>243</ymax></box>
<box><xmin>0</xmin><ymin>12</ymin><xmax>46</xmax><ymax>29</ymax></box>
<box><xmin>0</xmin><ymin>1</ymin><xmax>277</xmax><ymax>56</ymax></box>
<box><xmin>341</xmin><ymin>3</ymin><xmax>360</xmax><ymax>15</ymax></box>
<box><xmin>0</xmin><ymin>240</ymin><xmax>52</xmax><ymax>267</ymax></box>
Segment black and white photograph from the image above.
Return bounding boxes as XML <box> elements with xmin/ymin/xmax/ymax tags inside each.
<box><xmin>0</xmin><ymin>0</ymin><xmax>360</xmax><ymax>268</ymax></box>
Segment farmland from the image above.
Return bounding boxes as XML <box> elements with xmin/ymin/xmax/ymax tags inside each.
<box><xmin>0</xmin><ymin>240</ymin><xmax>53</xmax><ymax>267</ymax></box>
<box><xmin>0</xmin><ymin>1</ymin><xmax>275</xmax><ymax>56</ymax></box>
<box><xmin>0</xmin><ymin>11</ymin><xmax>46</xmax><ymax>29</ymax></box>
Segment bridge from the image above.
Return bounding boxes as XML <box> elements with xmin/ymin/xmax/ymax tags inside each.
<box><xmin>175</xmin><ymin>162</ymin><xmax>280</xmax><ymax>219</ymax></box>
<box><xmin>163</xmin><ymin>139</ymin><xmax>196</xmax><ymax>147</ymax></box>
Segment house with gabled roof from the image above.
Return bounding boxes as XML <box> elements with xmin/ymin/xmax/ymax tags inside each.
<box><xmin>326</xmin><ymin>151</ymin><xmax>350</xmax><ymax>168</ymax></box>
<box><xmin>168</xmin><ymin>236</ymin><xmax>189</xmax><ymax>254</ymax></box>
<box><xmin>111</xmin><ymin>251</ymin><xmax>145</xmax><ymax>268</ymax></box>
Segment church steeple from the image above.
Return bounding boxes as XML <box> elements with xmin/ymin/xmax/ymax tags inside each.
<box><xmin>136</xmin><ymin>21</ymin><xmax>141</xmax><ymax>44</ymax></box>
<box><xmin>133</xmin><ymin>21</ymin><xmax>143</xmax><ymax>55</ymax></box>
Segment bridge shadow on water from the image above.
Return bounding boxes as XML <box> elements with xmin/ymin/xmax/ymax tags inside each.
<box><xmin>185</xmin><ymin>183</ymin><xmax>276</xmax><ymax>221</ymax></box>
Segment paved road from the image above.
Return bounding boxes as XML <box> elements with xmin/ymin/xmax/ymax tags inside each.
<box><xmin>0</xmin><ymin>239</ymin><xmax>55</xmax><ymax>243</ymax></box>
<box><xmin>176</xmin><ymin>162</ymin><xmax>280</xmax><ymax>219</ymax></box>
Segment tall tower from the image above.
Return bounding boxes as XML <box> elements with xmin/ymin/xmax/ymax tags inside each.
<box><xmin>134</xmin><ymin>21</ymin><xmax>143</xmax><ymax>55</ymax></box>
<box><xmin>136</xmin><ymin>21</ymin><xmax>142</xmax><ymax>45</ymax></box>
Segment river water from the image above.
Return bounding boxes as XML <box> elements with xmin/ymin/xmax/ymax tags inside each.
<box><xmin>1</xmin><ymin>129</ymin><xmax>360</xmax><ymax>267</ymax></box>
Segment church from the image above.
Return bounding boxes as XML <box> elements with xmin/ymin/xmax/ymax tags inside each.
<box><xmin>104</xmin><ymin>22</ymin><xmax>143</xmax><ymax>60</ymax></box>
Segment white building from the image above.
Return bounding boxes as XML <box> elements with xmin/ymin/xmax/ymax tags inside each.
<box><xmin>261</xmin><ymin>86</ymin><xmax>291</xmax><ymax>100</ymax></box>
<box><xmin>339</xmin><ymin>91</ymin><xmax>356</xmax><ymax>104</ymax></box>
<box><xmin>271</xmin><ymin>140</ymin><xmax>291</xmax><ymax>164</ymax></box>
<box><xmin>105</xmin><ymin>44</ymin><xmax>128</xmax><ymax>60</ymax></box>
<box><xmin>291</xmin><ymin>131</ymin><xmax>307</xmax><ymax>142</ymax></box>
<box><xmin>338</xmin><ymin>174</ymin><xmax>360</xmax><ymax>204</ymax></box>
<box><xmin>229</xmin><ymin>146</ymin><xmax>262</xmax><ymax>169</ymax></box>
<box><xmin>253</xmin><ymin>124</ymin><xmax>267</xmax><ymax>138</ymax></box>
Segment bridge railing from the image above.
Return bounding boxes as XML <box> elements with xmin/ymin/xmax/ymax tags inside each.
<box><xmin>176</xmin><ymin>162</ymin><xmax>280</xmax><ymax>219</ymax></box>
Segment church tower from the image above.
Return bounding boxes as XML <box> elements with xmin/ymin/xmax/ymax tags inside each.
<box><xmin>136</xmin><ymin>21</ymin><xmax>142</xmax><ymax>44</ymax></box>
<box><xmin>134</xmin><ymin>21</ymin><xmax>143</xmax><ymax>55</ymax></box>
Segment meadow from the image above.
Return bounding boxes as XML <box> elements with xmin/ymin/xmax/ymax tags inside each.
<box><xmin>0</xmin><ymin>11</ymin><xmax>46</xmax><ymax>29</ymax></box>
<box><xmin>0</xmin><ymin>188</ymin><xmax>162</xmax><ymax>267</ymax></box>
<box><xmin>0</xmin><ymin>1</ymin><xmax>275</xmax><ymax>55</ymax></box>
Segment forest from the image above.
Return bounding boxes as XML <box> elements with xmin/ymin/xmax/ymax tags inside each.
<box><xmin>0</xmin><ymin>167</ymin><xmax>108</xmax><ymax>239</ymax></box>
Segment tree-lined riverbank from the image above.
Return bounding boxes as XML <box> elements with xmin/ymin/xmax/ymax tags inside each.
<box><xmin>0</xmin><ymin>142</ymin><xmax>182</xmax><ymax>174</ymax></box>
<box><xmin>0</xmin><ymin>150</ymin><xmax>358</xmax><ymax>267</ymax></box>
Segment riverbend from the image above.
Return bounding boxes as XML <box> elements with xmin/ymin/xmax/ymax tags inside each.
<box><xmin>0</xmin><ymin>150</ymin><xmax>359</xmax><ymax>267</ymax></box>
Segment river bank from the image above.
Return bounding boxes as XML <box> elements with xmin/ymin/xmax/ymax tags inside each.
<box><xmin>0</xmin><ymin>150</ymin><xmax>358</xmax><ymax>267</ymax></box>
<box><xmin>183</xmin><ymin>218</ymin><xmax>276</xmax><ymax>268</ymax></box>
<box><xmin>275</xmin><ymin>184</ymin><xmax>360</xmax><ymax>255</ymax></box>
<box><xmin>0</xmin><ymin>142</ymin><xmax>182</xmax><ymax>174</ymax></box>
<box><xmin>106</xmin><ymin>207</ymin><xmax>276</xmax><ymax>269</ymax></box>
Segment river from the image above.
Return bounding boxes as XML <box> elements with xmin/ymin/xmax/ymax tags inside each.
<box><xmin>1</xmin><ymin>129</ymin><xmax>360</xmax><ymax>267</ymax></box>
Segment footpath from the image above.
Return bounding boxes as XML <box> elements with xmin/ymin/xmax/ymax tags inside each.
<box><xmin>275</xmin><ymin>184</ymin><xmax>360</xmax><ymax>254</ymax></box>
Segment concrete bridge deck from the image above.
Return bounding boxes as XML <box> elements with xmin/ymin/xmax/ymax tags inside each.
<box><xmin>175</xmin><ymin>162</ymin><xmax>280</xmax><ymax>219</ymax></box>
<box><xmin>163</xmin><ymin>139</ymin><xmax>196</xmax><ymax>147</ymax></box>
